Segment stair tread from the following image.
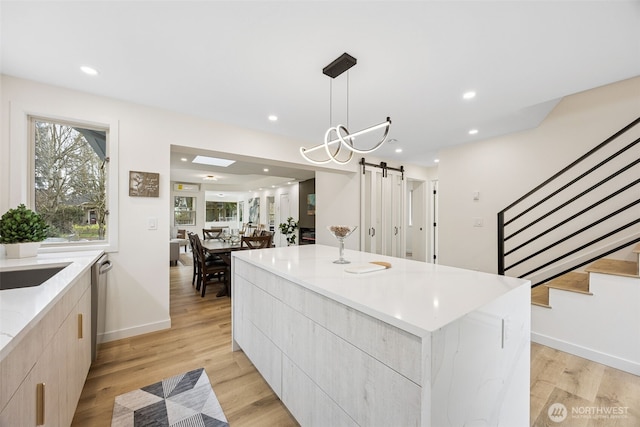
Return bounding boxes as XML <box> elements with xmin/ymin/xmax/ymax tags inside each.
<box><xmin>531</xmin><ymin>285</ymin><xmax>550</xmax><ymax>308</ymax></box>
<box><xmin>546</xmin><ymin>271</ymin><xmax>591</xmax><ymax>294</ymax></box>
<box><xmin>585</xmin><ymin>258</ymin><xmax>639</xmax><ymax>278</ymax></box>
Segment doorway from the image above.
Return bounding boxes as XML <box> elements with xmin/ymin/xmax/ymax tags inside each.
<box><xmin>279</xmin><ymin>193</ymin><xmax>291</xmax><ymax>247</ymax></box>
<box><xmin>407</xmin><ymin>179</ymin><xmax>427</xmax><ymax>261</ymax></box>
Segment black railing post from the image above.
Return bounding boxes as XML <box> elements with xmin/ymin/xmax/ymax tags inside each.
<box><xmin>497</xmin><ymin>211</ymin><xmax>505</xmax><ymax>275</ymax></box>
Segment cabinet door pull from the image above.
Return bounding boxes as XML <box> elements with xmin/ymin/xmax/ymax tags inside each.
<box><xmin>78</xmin><ymin>313</ymin><xmax>83</xmax><ymax>339</ymax></box>
<box><xmin>36</xmin><ymin>382</ymin><xmax>45</xmax><ymax>425</ymax></box>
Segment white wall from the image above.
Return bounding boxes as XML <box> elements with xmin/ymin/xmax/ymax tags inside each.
<box><xmin>0</xmin><ymin>75</ymin><xmax>371</xmax><ymax>342</ymax></box>
<box><xmin>437</xmin><ymin>76</ymin><xmax>640</xmax><ymax>273</ymax></box>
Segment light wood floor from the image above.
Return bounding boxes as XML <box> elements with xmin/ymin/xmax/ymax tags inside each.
<box><xmin>72</xmin><ymin>264</ymin><xmax>640</xmax><ymax>426</ymax></box>
<box><xmin>72</xmin><ymin>265</ymin><xmax>298</xmax><ymax>426</ymax></box>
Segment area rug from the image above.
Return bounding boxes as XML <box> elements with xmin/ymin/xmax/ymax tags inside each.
<box><xmin>111</xmin><ymin>368</ymin><xmax>228</xmax><ymax>427</ymax></box>
<box><xmin>179</xmin><ymin>252</ymin><xmax>193</xmax><ymax>266</ymax></box>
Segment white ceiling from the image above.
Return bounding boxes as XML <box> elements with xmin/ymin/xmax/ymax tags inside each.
<box><xmin>2</xmin><ymin>1</ymin><xmax>639</xmax><ymax>180</ymax></box>
<box><xmin>170</xmin><ymin>145</ymin><xmax>315</xmax><ymax>192</ymax></box>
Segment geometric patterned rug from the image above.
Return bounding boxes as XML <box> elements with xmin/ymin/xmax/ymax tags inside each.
<box><xmin>111</xmin><ymin>368</ymin><xmax>228</xmax><ymax>426</ymax></box>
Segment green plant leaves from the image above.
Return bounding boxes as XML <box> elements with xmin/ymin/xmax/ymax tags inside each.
<box><xmin>0</xmin><ymin>204</ymin><xmax>49</xmax><ymax>243</ymax></box>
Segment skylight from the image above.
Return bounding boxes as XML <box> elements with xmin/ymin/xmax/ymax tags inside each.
<box><xmin>192</xmin><ymin>156</ymin><xmax>236</xmax><ymax>167</ymax></box>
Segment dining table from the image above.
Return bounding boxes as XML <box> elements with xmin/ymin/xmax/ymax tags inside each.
<box><xmin>201</xmin><ymin>239</ymin><xmax>246</xmax><ymax>297</ymax></box>
<box><xmin>201</xmin><ymin>239</ymin><xmax>244</xmax><ymax>254</ymax></box>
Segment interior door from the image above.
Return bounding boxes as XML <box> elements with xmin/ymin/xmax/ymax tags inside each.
<box><xmin>389</xmin><ymin>171</ymin><xmax>405</xmax><ymax>257</ymax></box>
<box><xmin>361</xmin><ymin>167</ymin><xmax>382</xmax><ymax>254</ymax></box>
<box><xmin>408</xmin><ymin>179</ymin><xmax>427</xmax><ymax>262</ymax></box>
<box><xmin>430</xmin><ymin>180</ymin><xmax>439</xmax><ymax>264</ymax></box>
<box><xmin>361</xmin><ymin>165</ymin><xmax>405</xmax><ymax>257</ymax></box>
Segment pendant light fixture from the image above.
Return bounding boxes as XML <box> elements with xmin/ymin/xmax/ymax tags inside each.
<box><xmin>300</xmin><ymin>53</ymin><xmax>392</xmax><ymax>165</ymax></box>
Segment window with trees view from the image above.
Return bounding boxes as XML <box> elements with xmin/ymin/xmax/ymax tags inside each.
<box><xmin>206</xmin><ymin>201</ymin><xmax>237</xmax><ymax>222</ymax></box>
<box><xmin>33</xmin><ymin>118</ymin><xmax>109</xmax><ymax>243</ymax></box>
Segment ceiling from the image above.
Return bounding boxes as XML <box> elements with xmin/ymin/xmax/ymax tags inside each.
<box><xmin>170</xmin><ymin>146</ymin><xmax>315</xmax><ymax>193</ymax></box>
<box><xmin>2</xmin><ymin>1</ymin><xmax>639</xmax><ymax>182</ymax></box>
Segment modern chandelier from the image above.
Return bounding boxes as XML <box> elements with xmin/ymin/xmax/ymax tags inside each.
<box><xmin>300</xmin><ymin>53</ymin><xmax>392</xmax><ymax>165</ymax></box>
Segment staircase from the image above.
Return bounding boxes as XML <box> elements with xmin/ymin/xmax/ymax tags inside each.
<box><xmin>530</xmin><ymin>244</ymin><xmax>640</xmax><ymax>375</ymax></box>
<box><xmin>496</xmin><ymin>118</ymin><xmax>640</xmax><ymax>375</ymax></box>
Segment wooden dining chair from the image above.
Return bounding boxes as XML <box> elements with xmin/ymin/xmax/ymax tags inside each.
<box><xmin>188</xmin><ymin>232</ymin><xmax>199</xmax><ymax>287</ymax></box>
<box><xmin>203</xmin><ymin>228</ymin><xmax>224</xmax><ymax>240</ymax></box>
<box><xmin>191</xmin><ymin>233</ymin><xmax>228</xmax><ymax>297</ymax></box>
<box><xmin>240</xmin><ymin>234</ymin><xmax>272</xmax><ymax>249</ymax></box>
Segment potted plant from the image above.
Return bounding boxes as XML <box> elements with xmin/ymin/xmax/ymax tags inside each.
<box><xmin>278</xmin><ymin>217</ymin><xmax>299</xmax><ymax>246</ymax></box>
<box><xmin>0</xmin><ymin>204</ymin><xmax>49</xmax><ymax>258</ymax></box>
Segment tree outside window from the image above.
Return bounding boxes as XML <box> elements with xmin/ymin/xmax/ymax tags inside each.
<box><xmin>33</xmin><ymin>119</ymin><xmax>108</xmax><ymax>242</ymax></box>
<box><xmin>174</xmin><ymin>196</ymin><xmax>196</xmax><ymax>226</ymax></box>
<box><xmin>206</xmin><ymin>201</ymin><xmax>237</xmax><ymax>222</ymax></box>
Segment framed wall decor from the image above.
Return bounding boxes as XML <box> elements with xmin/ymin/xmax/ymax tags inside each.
<box><xmin>307</xmin><ymin>194</ymin><xmax>316</xmax><ymax>215</ymax></box>
<box><xmin>248</xmin><ymin>197</ymin><xmax>260</xmax><ymax>224</ymax></box>
<box><xmin>129</xmin><ymin>171</ymin><xmax>160</xmax><ymax>197</ymax></box>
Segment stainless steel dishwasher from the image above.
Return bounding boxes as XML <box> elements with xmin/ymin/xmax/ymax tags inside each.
<box><xmin>91</xmin><ymin>254</ymin><xmax>112</xmax><ymax>361</ymax></box>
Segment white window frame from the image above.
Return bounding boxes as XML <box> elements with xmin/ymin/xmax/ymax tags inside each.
<box><xmin>9</xmin><ymin>102</ymin><xmax>119</xmax><ymax>253</ymax></box>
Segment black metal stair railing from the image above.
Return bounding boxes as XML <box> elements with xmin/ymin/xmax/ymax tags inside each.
<box><xmin>497</xmin><ymin>117</ymin><xmax>640</xmax><ymax>287</ymax></box>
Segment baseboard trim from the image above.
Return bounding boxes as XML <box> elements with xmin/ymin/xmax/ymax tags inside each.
<box><xmin>98</xmin><ymin>318</ymin><xmax>172</xmax><ymax>343</ymax></box>
<box><xmin>531</xmin><ymin>332</ymin><xmax>640</xmax><ymax>375</ymax></box>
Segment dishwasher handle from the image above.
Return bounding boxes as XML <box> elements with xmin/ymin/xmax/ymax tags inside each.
<box><xmin>99</xmin><ymin>260</ymin><xmax>113</xmax><ymax>274</ymax></box>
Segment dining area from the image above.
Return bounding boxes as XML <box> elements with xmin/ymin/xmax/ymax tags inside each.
<box><xmin>187</xmin><ymin>226</ymin><xmax>274</xmax><ymax>298</ymax></box>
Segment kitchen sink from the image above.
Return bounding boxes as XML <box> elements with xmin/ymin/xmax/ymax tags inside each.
<box><xmin>0</xmin><ymin>265</ymin><xmax>69</xmax><ymax>290</ymax></box>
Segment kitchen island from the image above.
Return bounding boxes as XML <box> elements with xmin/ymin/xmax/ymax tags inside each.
<box><xmin>0</xmin><ymin>250</ymin><xmax>103</xmax><ymax>426</ymax></box>
<box><xmin>232</xmin><ymin>244</ymin><xmax>530</xmax><ymax>427</ymax></box>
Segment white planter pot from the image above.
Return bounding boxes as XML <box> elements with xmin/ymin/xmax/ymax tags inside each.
<box><xmin>4</xmin><ymin>242</ymin><xmax>41</xmax><ymax>259</ymax></box>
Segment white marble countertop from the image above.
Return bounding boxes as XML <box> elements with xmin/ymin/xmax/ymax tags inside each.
<box><xmin>233</xmin><ymin>245</ymin><xmax>530</xmax><ymax>336</ymax></box>
<box><xmin>0</xmin><ymin>250</ymin><xmax>104</xmax><ymax>359</ymax></box>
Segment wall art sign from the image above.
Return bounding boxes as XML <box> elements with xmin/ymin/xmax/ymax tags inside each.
<box><xmin>129</xmin><ymin>171</ymin><xmax>159</xmax><ymax>197</ymax></box>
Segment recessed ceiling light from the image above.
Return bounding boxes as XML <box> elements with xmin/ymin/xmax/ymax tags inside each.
<box><xmin>434</xmin><ymin>158</ymin><xmax>440</xmax><ymax>163</ymax></box>
<box><xmin>395</xmin><ymin>148</ymin><xmax>403</xmax><ymax>153</ymax></box>
<box><xmin>80</xmin><ymin>66</ymin><xmax>99</xmax><ymax>76</ymax></box>
<box><xmin>287</xmin><ymin>181</ymin><xmax>292</xmax><ymax>185</ymax></box>
<box><xmin>263</xmin><ymin>168</ymin><xmax>269</xmax><ymax>172</ymax></box>
<box><xmin>192</xmin><ymin>155</ymin><xmax>235</xmax><ymax>167</ymax></box>
<box><xmin>268</xmin><ymin>115</ymin><xmax>278</xmax><ymax>122</ymax></box>
<box><xmin>218</xmin><ymin>193</ymin><xmax>224</xmax><ymax>197</ymax></box>
<box><xmin>203</xmin><ymin>175</ymin><xmax>218</xmax><ymax>181</ymax></box>
<box><xmin>180</xmin><ymin>157</ymin><xmax>187</xmax><ymax>162</ymax></box>
<box><xmin>271</xmin><ymin>185</ymin><xmax>276</xmax><ymax>188</ymax></box>
<box><xmin>463</xmin><ymin>91</ymin><xmax>476</xmax><ymax>100</ymax></box>
<box><xmin>469</xmin><ymin>129</ymin><xmax>479</xmax><ymax>135</ymax></box>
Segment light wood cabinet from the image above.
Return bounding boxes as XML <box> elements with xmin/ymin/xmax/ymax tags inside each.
<box><xmin>0</xmin><ymin>270</ymin><xmax>91</xmax><ymax>426</ymax></box>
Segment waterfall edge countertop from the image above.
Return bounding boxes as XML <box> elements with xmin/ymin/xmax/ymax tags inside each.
<box><xmin>233</xmin><ymin>244</ymin><xmax>530</xmax><ymax>337</ymax></box>
<box><xmin>0</xmin><ymin>251</ymin><xmax>104</xmax><ymax>360</ymax></box>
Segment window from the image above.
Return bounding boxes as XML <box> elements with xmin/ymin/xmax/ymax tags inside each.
<box><xmin>32</xmin><ymin>118</ymin><xmax>110</xmax><ymax>243</ymax></box>
<box><xmin>174</xmin><ymin>196</ymin><xmax>196</xmax><ymax>225</ymax></box>
<box><xmin>206</xmin><ymin>201</ymin><xmax>237</xmax><ymax>222</ymax></box>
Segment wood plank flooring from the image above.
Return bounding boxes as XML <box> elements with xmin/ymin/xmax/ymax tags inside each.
<box><xmin>72</xmin><ymin>264</ymin><xmax>640</xmax><ymax>426</ymax></box>
<box><xmin>71</xmin><ymin>265</ymin><xmax>298</xmax><ymax>426</ymax></box>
